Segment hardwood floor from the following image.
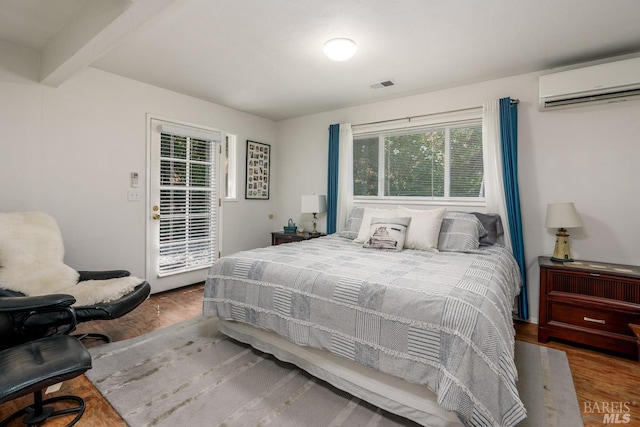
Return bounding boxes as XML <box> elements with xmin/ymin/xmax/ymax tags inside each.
<box><xmin>515</xmin><ymin>320</ymin><xmax>640</xmax><ymax>426</ymax></box>
<box><xmin>1</xmin><ymin>283</ymin><xmax>639</xmax><ymax>426</ymax></box>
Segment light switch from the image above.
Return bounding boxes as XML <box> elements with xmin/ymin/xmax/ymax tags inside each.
<box><xmin>128</xmin><ymin>189</ymin><xmax>141</xmax><ymax>201</ymax></box>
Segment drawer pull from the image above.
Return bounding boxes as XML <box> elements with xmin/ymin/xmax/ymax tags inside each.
<box><xmin>584</xmin><ymin>316</ymin><xmax>605</xmax><ymax>324</ymax></box>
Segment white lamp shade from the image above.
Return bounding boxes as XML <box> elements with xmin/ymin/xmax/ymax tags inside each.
<box><xmin>301</xmin><ymin>195</ymin><xmax>326</xmax><ymax>214</ymax></box>
<box><xmin>323</xmin><ymin>38</ymin><xmax>357</xmax><ymax>61</ymax></box>
<box><xmin>545</xmin><ymin>202</ymin><xmax>583</xmax><ymax>228</ymax></box>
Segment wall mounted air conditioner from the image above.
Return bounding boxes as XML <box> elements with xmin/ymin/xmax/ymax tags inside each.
<box><xmin>539</xmin><ymin>56</ymin><xmax>640</xmax><ymax>111</ymax></box>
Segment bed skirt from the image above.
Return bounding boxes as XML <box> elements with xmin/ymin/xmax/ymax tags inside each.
<box><xmin>219</xmin><ymin>319</ymin><xmax>463</xmax><ymax>427</ymax></box>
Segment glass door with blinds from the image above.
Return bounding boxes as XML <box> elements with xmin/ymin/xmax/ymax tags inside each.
<box><xmin>147</xmin><ymin>118</ymin><xmax>221</xmax><ymax>293</ymax></box>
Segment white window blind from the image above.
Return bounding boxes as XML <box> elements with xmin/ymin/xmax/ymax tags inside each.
<box><xmin>158</xmin><ymin>128</ymin><xmax>219</xmax><ymax>276</ymax></box>
<box><xmin>353</xmin><ymin>117</ymin><xmax>484</xmax><ymax>201</ymax></box>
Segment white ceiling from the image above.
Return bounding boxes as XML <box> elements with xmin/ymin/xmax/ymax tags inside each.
<box><xmin>2</xmin><ymin>0</ymin><xmax>640</xmax><ymax>120</ymax></box>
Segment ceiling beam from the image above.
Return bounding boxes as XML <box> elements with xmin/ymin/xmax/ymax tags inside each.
<box><xmin>40</xmin><ymin>0</ymin><xmax>178</xmax><ymax>87</ymax></box>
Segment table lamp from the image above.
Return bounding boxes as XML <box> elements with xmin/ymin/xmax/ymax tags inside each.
<box><xmin>301</xmin><ymin>195</ymin><xmax>326</xmax><ymax>235</ymax></box>
<box><xmin>545</xmin><ymin>202</ymin><xmax>583</xmax><ymax>262</ymax></box>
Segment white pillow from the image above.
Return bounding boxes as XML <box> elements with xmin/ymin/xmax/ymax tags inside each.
<box><xmin>353</xmin><ymin>207</ymin><xmax>399</xmax><ymax>243</ymax></box>
<box><xmin>397</xmin><ymin>206</ymin><xmax>446</xmax><ymax>252</ymax></box>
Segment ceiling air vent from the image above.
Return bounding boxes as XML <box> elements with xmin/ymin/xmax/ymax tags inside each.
<box><xmin>370</xmin><ymin>80</ymin><xmax>396</xmax><ymax>89</ymax></box>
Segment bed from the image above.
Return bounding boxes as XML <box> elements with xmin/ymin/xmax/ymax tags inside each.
<box><xmin>203</xmin><ymin>210</ymin><xmax>526</xmax><ymax>427</ymax></box>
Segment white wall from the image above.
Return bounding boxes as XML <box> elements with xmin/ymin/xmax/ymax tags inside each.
<box><xmin>275</xmin><ymin>71</ymin><xmax>640</xmax><ymax>323</ymax></box>
<box><xmin>3</xmin><ymin>35</ymin><xmax>639</xmax><ymax>315</ymax></box>
<box><xmin>0</xmin><ymin>41</ymin><xmax>278</xmax><ymax>290</ymax></box>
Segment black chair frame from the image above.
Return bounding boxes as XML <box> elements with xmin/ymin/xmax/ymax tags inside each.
<box><xmin>1</xmin><ymin>270</ymin><xmax>150</xmax><ymax>343</ymax></box>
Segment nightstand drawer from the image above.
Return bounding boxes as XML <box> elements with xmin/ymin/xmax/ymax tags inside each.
<box><xmin>549</xmin><ymin>300</ymin><xmax>638</xmax><ymax>337</ymax></box>
<box><xmin>272</xmin><ymin>234</ymin><xmax>303</xmax><ymax>245</ymax></box>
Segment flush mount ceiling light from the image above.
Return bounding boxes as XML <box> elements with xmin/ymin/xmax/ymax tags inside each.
<box><xmin>323</xmin><ymin>38</ymin><xmax>357</xmax><ymax>61</ymax></box>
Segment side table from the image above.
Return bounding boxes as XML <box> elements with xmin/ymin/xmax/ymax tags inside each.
<box><xmin>538</xmin><ymin>256</ymin><xmax>640</xmax><ymax>359</ymax></box>
<box><xmin>271</xmin><ymin>231</ymin><xmax>325</xmax><ymax>246</ymax></box>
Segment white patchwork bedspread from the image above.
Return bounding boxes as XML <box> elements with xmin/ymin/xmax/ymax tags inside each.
<box><xmin>203</xmin><ymin>235</ymin><xmax>525</xmax><ymax>427</ymax></box>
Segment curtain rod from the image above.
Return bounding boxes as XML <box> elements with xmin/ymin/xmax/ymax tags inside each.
<box><xmin>352</xmin><ymin>99</ymin><xmax>519</xmax><ymax>128</ymax></box>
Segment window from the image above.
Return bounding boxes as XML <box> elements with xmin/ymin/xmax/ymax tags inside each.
<box><xmin>155</xmin><ymin>124</ymin><xmax>220</xmax><ymax>276</ymax></box>
<box><xmin>224</xmin><ymin>133</ymin><xmax>237</xmax><ymax>200</ymax></box>
<box><xmin>353</xmin><ymin>117</ymin><xmax>484</xmax><ymax>202</ymax></box>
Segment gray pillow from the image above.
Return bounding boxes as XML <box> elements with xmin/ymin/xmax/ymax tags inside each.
<box><xmin>437</xmin><ymin>212</ymin><xmax>487</xmax><ymax>252</ymax></box>
<box><xmin>471</xmin><ymin>212</ymin><xmax>504</xmax><ymax>246</ymax></box>
<box><xmin>340</xmin><ymin>206</ymin><xmax>365</xmax><ymax>239</ymax></box>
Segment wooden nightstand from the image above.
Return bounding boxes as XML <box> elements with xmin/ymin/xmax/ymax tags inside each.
<box><xmin>271</xmin><ymin>231</ymin><xmax>325</xmax><ymax>246</ymax></box>
<box><xmin>538</xmin><ymin>256</ymin><xmax>640</xmax><ymax>359</ymax></box>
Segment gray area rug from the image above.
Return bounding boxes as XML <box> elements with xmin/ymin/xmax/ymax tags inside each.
<box><xmin>86</xmin><ymin>317</ymin><xmax>582</xmax><ymax>426</ymax></box>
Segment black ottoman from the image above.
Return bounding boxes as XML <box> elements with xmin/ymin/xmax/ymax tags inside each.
<box><xmin>0</xmin><ymin>335</ymin><xmax>92</xmax><ymax>426</ymax></box>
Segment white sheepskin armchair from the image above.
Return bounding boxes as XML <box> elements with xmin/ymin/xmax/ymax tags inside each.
<box><xmin>0</xmin><ymin>212</ymin><xmax>143</xmax><ymax>306</ymax></box>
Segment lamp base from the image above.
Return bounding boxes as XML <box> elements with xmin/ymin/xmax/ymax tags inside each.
<box><xmin>551</xmin><ymin>228</ymin><xmax>574</xmax><ymax>262</ymax></box>
<box><xmin>310</xmin><ymin>213</ymin><xmax>319</xmax><ymax>235</ymax></box>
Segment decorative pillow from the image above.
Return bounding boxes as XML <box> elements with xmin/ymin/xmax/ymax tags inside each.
<box><xmin>471</xmin><ymin>212</ymin><xmax>504</xmax><ymax>246</ymax></box>
<box><xmin>363</xmin><ymin>217</ymin><xmax>411</xmax><ymax>251</ymax></box>
<box><xmin>397</xmin><ymin>206</ymin><xmax>446</xmax><ymax>252</ymax></box>
<box><xmin>354</xmin><ymin>207</ymin><xmax>399</xmax><ymax>243</ymax></box>
<box><xmin>340</xmin><ymin>206</ymin><xmax>365</xmax><ymax>240</ymax></box>
<box><xmin>437</xmin><ymin>212</ymin><xmax>487</xmax><ymax>252</ymax></box>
